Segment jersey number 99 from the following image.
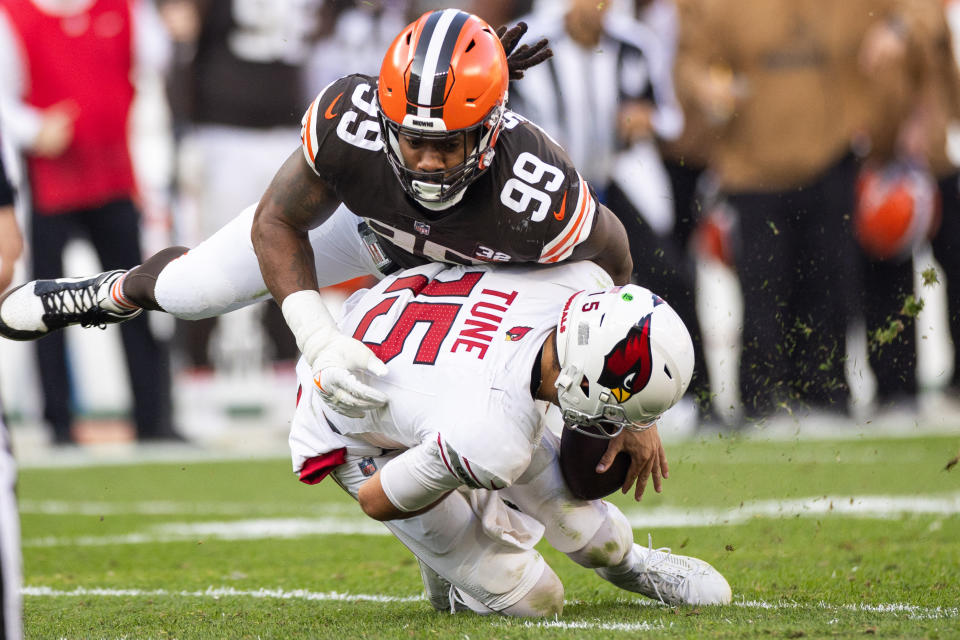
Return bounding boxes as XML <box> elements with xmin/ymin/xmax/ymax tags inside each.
<box><xmin>500</xmin><ymin>152</ymin><xmax>564</xmax><ymax>222</ymax></box>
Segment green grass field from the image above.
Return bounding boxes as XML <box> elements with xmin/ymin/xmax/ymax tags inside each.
<box><xmin>18</xmin><ymin>431</ymin><xmax>960</xmax><ymax>639</ymax></box>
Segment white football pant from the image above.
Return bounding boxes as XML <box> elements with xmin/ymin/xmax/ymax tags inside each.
<box><xmin>154</xmin><ymin>204</ymin><xmax>381</xmax><ymax>319</ymax></box>
<box><xmin>330</xmin><ymin>427</ymin><xmax>633</xmax><ymax>614</ymax></box>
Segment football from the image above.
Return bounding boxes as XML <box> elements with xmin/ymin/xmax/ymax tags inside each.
<box><xmin>559</xmin><ymin>426</ymin><xmax>631</xmax><ymax>500</ymax></box>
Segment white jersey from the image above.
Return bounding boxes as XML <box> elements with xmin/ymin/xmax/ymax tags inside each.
<box><xmin>289</xmin><ymin>260</ymin><xmax>612</xmax><ymax>490</ymax></box>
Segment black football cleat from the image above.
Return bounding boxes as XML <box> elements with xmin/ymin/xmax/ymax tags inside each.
<box><xmin>0</xmin><ymin>270</ymin><xmax>141</xmax><ymax>341</ymax></box>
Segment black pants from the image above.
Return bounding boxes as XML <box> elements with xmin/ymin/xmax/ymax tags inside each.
<box><xmin>860</xmin><ymin>250</ymin><xmax>917</xmax><ymax>404</ymax></box>
<box><xmin>727</xmin><ymin>154</ymin><xmax>861</xmax><ymax>419</ymax></box>
<box><xmin>859</xmin><ymin>170</ymin><xmax>960</xmax><ymax>403</ymax></box>
<box><xmin>30</xmin><ymin>198</ymin><xmax>173</xmax><ymax>441</ymax></box>
<box><xmin>932</xmin><ymin>172</ymin><xmax>960</xmax><ymax>390</ymax></box>
<box><xmin>606</xmin><ymin>181</ymin><xmax>712</xmax><ymax>417</ymax></box>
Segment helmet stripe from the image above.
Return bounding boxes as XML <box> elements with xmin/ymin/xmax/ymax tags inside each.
<box><xmin>406</xmin><ymin>11</ymin><xmax>442</xmax><ymax>115</ymax></box>
<box><xmin>408</xmin><ymin>9</ymin><xmax>470</xmax><ymax>120</ymax></box>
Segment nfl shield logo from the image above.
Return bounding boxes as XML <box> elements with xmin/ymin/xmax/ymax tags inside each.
<box><xmin>358</xmin><ymin>457</ymin><xmax>377</xmax><ymax>477</ymax></box>
<box><xmin>414</xmin><ymin>221</ymin><xmax>431</xmax><ymax>236</ymax></box>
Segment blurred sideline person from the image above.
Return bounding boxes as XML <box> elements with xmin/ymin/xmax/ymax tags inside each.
<box><xmin>0</xmin><ymin>135</ymin><xmax>24</xmax><ymax>640</ymax></box>
<box><xmin>289</xmin><ymin>259</ymin><xmax>731</xmax><ymax>615</ymax></box>
<box><xmin>930</xmin><ymin>0</ymin><xmax>960</xmax><ymax>400</ymax></box>
<box><xmin>508</xmin><ymin>0</ymin><xmax>714</xmax><ymax>421</ymax></box>
<box><xmin>675</xmin><ymin>0</ymin><xmax>925</xmax><ymax>424</ymax></box>
<box><xmin>305</xmin><ymin>0</ymin><xmax>407</xmax><ymax>92</ymax></box>
<box><xmin>852</xmin><ymin>0</ymin><xmax>953</xmax><ymax>415</ymax></box>
<box><xmin>466</xmin><ymin>0</ymin><xmax>533</xmax><ymax>30</ymax></box>
<box><xmin>158</xmin><ymin>0</ymin><xmax>329</xmax><ymax>374</ymax></box>
<box><xmin>0</xmin><ymin>10</ymin><xmax>635</xmax><ymax>426</ymax></box>
<box><xmin>0</xmin><ymin>0</ymin><xmax>181</xmax><ymax>444</ymax></box>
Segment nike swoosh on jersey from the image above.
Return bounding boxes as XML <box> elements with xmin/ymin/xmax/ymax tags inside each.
<box><xmin>552</xmin><ymin>191</ymin><xmax>568</xmax><ymax>221</ymax></box>
<box><xmin>324</xmin><ymin>92</ymin><xmax>344</xmax><ymax>120</ymax></box>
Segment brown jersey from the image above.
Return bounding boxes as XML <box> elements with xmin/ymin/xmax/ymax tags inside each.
<box><xmin>300</xmin><ymin>74</ymin><xmax>599</xmax><ymax>269</ymax></box>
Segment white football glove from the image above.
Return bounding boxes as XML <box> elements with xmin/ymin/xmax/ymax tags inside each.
<box><xmin>282</xmin><ymin>290</ymin><xmax>388</xmax><ymax>418</ymax></box>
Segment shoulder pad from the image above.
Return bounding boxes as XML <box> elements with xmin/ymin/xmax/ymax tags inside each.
<box><xmin>301</xmin><ymin>75</ymin><xmax>382</xmax><ymax>174</ymax></box>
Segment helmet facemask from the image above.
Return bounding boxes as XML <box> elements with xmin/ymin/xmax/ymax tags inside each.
<box><xmin>378</xmin><ymin>103</ymin><xmax>505</xmax><ymax>210</ymax></box>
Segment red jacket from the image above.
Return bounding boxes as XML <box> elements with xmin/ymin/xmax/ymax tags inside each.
<box><xmin>5</xmin><ymin>0</ymin><xmax>136</xmax><ymax>213</ymax></box>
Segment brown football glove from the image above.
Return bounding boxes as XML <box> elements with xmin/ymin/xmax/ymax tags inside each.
<box><xmin>497</xmin><ymin>22</ymin><xmax>552</xmax><ymax>80</ymax></box>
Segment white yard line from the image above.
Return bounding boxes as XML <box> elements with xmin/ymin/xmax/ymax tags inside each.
<box><xmin>22</xmin><ymin>586</ymin><xmax>957</xmax><ymax>623</ymax></box>
<box><xmin>730</xmin><ymin>598</ymin><xmax>959</xmax><ymax>621</ymax></box>
<box><xmin>621</xmin><ymin>492</ymin><xmax>960</xmax><ymax>528</ymax></box>
<box><xmin>22</xmin><ymin>517</ymin><xmax>391</xmax><ymax>547</ymax></box>
<box><xmin>21</xmin><ymin>492</ymin><xmax>959</xmax><ymax>548</ymax></box>
<box><xmin>17</xmin><ymin>499</ymin><xmax>358</xmax><ymax>517</ymax></box>
<box><xmin>23</xmin><ymin>585</ymin><xmax>421</xmax><ymax>603</ymax></box>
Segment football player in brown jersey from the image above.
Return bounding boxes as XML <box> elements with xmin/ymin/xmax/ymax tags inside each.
<box><xmin>0</xmin><ymin>10</ymin><xmax>633</xmax><ymax>421</ymax></box>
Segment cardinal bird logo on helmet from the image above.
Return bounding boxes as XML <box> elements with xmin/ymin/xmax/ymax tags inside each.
<box><xmin>597</xmin><ymin>314</ymin><xmax>654</xmax><ymax>403</ymax></box>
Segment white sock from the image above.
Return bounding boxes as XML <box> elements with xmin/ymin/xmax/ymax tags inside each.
<box><xmin>105</xmin><ymin>272</ymin><xmax>139</xmax><ymax>313</ymax></box>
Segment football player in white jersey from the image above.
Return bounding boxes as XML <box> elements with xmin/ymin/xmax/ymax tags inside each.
<box><xmin>289</xmin><ymin>259</ymin><xmax>731</xmax><ymax>616</ymax></box>
<box><xmin>0</xmin><ymin>10</ymin><xmax>635</xmax><ymax>427</ymax></box>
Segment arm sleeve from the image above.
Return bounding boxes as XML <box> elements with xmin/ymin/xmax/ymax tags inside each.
<box><xmin>378</xmin><ymin>439</ymin><xmax>462</xmax><ymax>513</ymax></box>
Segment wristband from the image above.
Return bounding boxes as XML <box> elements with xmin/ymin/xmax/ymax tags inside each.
<box><xmin>281</xmin><ymin>290</ymin><xmax>336</xmax><ymax>354</ymax></box>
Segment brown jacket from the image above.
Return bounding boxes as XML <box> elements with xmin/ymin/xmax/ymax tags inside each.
<box><xmin>916</xmin><ymin>0</ymin><xmax>960</xmax><ymax>177</ymax></box>
<box><xmin>675</xmin><ymin>0</ymin><xmax>922</xmax><ymax>192</ymax></box>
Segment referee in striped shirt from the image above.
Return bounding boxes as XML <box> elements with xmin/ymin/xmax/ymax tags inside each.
<box><xmin>509</xmin><ymin>0</ymin><xmax>713</xmax><ymax>421</ymax></box>
<box><xmin>0</xmin><ymin>136</ymin><xmax>24</xmax><ymax>640</ymax></box>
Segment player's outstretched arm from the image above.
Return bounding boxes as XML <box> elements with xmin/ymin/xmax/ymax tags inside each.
<box><xmin>252</xmin><ymin>148</ymin><xmax>340</xmax><ymax>301</ymax></box>
<box><xmin>595</xmin><ymin>423</ymin><xmax>669</xmax><ymax>501</ymax></box>
<box><xmin>357</xmin><ymin>442</ymin><xmax>460</xmax><ymax>521</ymax></box>
<box><xmin>569</xmin><ymin>204</ymin><xmax>633</xmax><ymax>285</ymax></box>
<box><xmin>253</xmin><ymin>149</ymin><xmax>388</xmax><ymax>417</ymax></box>
<box><xmin>357</xmin><ymin>469</ymin><xmax>451</xmax><ymax>521</ymax></box>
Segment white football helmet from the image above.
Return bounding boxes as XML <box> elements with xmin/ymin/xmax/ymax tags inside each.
<box><xmin>554</xmin><ymin>285</ymin><xmax>694</xmax><ymax>439</ymax></box>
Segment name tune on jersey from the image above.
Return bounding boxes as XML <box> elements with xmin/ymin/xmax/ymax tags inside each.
<box><xmin>451</xmin><ymin>287</ymin><xmax>519</xmax><ymax>360</ymax></box>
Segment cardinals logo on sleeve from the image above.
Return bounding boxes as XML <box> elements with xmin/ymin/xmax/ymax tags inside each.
<box><xmin>505</xmin><ymin>326</ymin><xmax>532</xmax><ymax>341</ymax></box>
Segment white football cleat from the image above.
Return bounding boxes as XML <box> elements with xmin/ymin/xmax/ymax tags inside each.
<box><xmin>0</xmin><ymin>270</ymin><xmax>141</xmax><ymax>341</ymax></box>
<box><xmin>417</xmin><ymin>559</ymin><xmax>485</xmax><ymax>614</ymax></box>
<box><xmin>418</xmin><ymin>559</ymin><xmax>455</xmax><ymax>612</ymax></box>
<box><xmin>596</xmin><ymin>537</ymin><xmax>732</xmax><ymax>606</ymax></box>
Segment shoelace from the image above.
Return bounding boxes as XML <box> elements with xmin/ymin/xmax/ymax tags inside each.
<box><xmin>40</xmin><ymin>281</ymin><xmax>108</xmax><ymax>330</ymax></box>
<box><xmin>639</xmin><ymin>533</ymin><xmax>687</xmax><ymax>605</ymax></box>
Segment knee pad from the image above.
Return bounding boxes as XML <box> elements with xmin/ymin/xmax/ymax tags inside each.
<box><xmin>498</xmin><ymin>563</ymin><xmax>564</xmax><ymax>617</ymax></box>
<box><xmin>508</xmin><ymin>429</ymin><xmax>611</xmax><ymax>554</ymax></box>
<box><xmin>154</xmin><ymin>253</ymin><xmax>242</xmax><ymax>319</ymax></box>
<box><xmin>154</xmin><ymin>247</ymin><xmax>272</xmax><ymax>319</ymax></box>
<box><xmin>385</xmin><ymin>492</ymin><xmax>549</xmax><ymax>614</ymax></box>
<box><xmin>154</xmin><ymin>204</ymin><xmax>271</xmax><ymax>318</ymax></box>
<box><xmin>566</xmin><ymin>502</ymin><xmax>634</xmax><ymax>569</ymax></box>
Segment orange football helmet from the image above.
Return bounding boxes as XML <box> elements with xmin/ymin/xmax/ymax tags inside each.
<box><xmin>377</xmin><ymin>9</ymin><xmax>509</xmax><ymax>208</ymax></box>
<box><xmin>855</xmin><ymin>162</ymin><xmax>940</xmax><ymax>261</ymax></box>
